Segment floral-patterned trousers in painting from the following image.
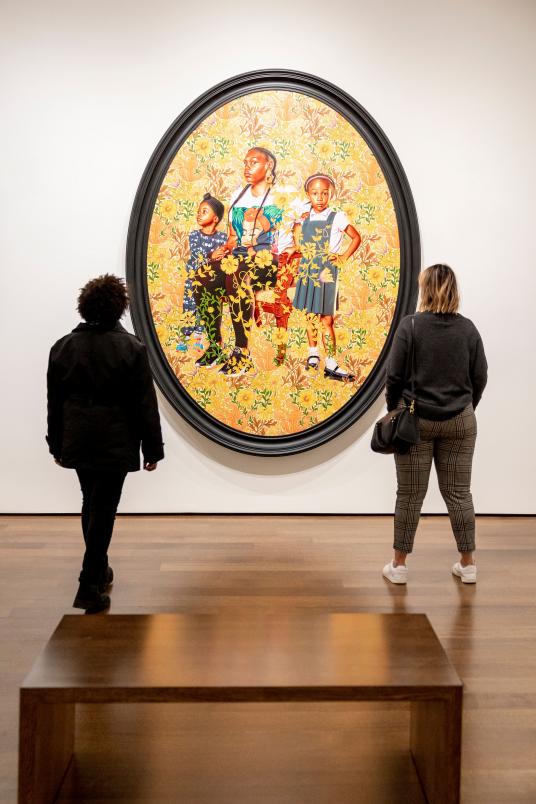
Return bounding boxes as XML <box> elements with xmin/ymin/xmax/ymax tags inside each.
<box><xmin>194</xmin><ymin>255</ymin><xmax>278</xmax><ymax>349</ymax></box>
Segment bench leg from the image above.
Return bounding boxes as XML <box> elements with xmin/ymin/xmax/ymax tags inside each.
<box><xmin>19</xmin><ymin>690</ymin><xmax>75</xmax><ymax>804</ymax></box>
<box><xmin>410</xmin><ymin>691</ymin><xmax>462</xmax><ymax>804</ymax></box>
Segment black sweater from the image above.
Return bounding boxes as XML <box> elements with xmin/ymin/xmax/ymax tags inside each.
<box><xmin>385</xmin><ymin>312</ymin><xmax>488</xmax><ymax>420</ymax></box>
<box><xmin>47</xmin><ymin>322</ymin><xmax>164</xmax><ymax>471</ymax></box>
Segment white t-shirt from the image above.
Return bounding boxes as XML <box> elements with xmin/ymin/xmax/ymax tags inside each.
<box><xmin>308</xmin><ymin>208</ymin><xmax>350</xmax><ymax>254</ymax></box>
<box><xmin>228</xmin><ymin>185</ymin><xmax>273</xmax><ymax>216</ymax></box>
<box><xmin>279</xmin><ymin>201</ymin><xmax>350</xmax><ymax>254</ymax></box>
<box><xmin>228</xmin><ymin>185</ymin><xmax>284</xmax><ymax>250</ymax></box>
<box><xmin>277</xmin><ymin>195</ymin><xmax>307</xmax><ymax>253</ymax></box>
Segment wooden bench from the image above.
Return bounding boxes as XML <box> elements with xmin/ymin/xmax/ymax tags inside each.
<box><xmin>19</xmin><ymin>613</ymin><xmax>462</xmax><ymax>803</ymax></box>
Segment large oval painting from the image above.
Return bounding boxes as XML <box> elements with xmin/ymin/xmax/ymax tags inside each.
<box><xmin>127</xmin><ymin>71</ymin><xmax>420</xmax><ymax>455</ymax></box>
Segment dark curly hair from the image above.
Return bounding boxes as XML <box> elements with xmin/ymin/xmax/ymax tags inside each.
<box><xmin>77</xmin><ymin>274</ymin><xmax>128</xmax><ymax>325</ymax></box>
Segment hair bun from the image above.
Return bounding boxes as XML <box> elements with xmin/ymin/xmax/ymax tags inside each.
<box><xmin>201</xmin><ymin>192</ymin><xmax>225</xmax><ymax>223</ymax></box>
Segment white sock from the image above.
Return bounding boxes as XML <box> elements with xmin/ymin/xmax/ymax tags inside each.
<box><xmin>325</xmin><ymin>357</ymin><xmax>338</xmax><ymax>371</ymax></box>
<box><xmin>308</xmin><ymin>346</ymin><xmax>319</xmax><ymax>357</ymax></box>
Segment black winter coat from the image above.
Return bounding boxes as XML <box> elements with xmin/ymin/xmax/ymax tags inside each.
<box><xmin>47</xmin><ymin>322</ymin><xmax>164</xmax><ymax>472</ymax></box>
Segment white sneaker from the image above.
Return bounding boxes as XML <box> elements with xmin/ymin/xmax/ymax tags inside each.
<box><xmin>452</xmin><ymin>562</ymin><xmax>477</xmax><ymax>584</ymax></box>
<box><xmin>382</xmin><ymin>561</ymin><xmax>408</xmax><ymax>584</ymax></box>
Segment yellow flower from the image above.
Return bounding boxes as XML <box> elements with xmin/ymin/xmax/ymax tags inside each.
<box><xmin>160</xmin><ymin>200</ymin><xmax>177</xmax><ymax>219</ymax></box>
<box><xmin>220</xmin><ymin>255</ymin><xmax>240</xmax><ymax>275</ymax></box>
<box><xmin>335</xmin><ymin>329</ymin><xmax>350</xmax><ymax>348</ymax></box>
<box><xmin>164</xmin><ymin>310</ymin><xmax>182</xmax><ymax>327</ymax></box>
<box><xmin>316</xmin><ymin>140</ymin><xmax>335</xmax><ymax>161</ymax></box>
<box><xmin>272</xmin><ymin>327</ymin><xmax>288</xmax><ymax>345</ymax></box>
<box><xmin>255</xmin><ymin>249</ymin><xmax>274</xmax><ymax>268</ymax></box>
<box><xmin>237</xmin><ymin>389</ymin><xmax>254</xmax><ymax>407</ymax></box>
<box><xmin>196</xmin><ymin>137</ymin><xmax>211</xmax><ymax>157</ymax></box>
<box><xmin>301</xmin><ymin>242</ymin><xmax>317</xmax><ymax>261</ymax></box>
<box><xmin>344</xmin><ymin>204</ymin><xmax>358</xmax><ymax>222</ymax></box>
<box><xmin>368</xmin><ymin>267</ymin><xmax>385</xmax><ymax>285</ymax></box>
<box><xmin>204</xmin><ymin>373</ymin><xmax>219</xmax><ymax>389</ymax></box>
<box><xmin>273</xmin><ymin>190</ymin><xmax>298</xmax><ymax>210</ymax></box>
<box><xmin>148</xmin><ymin>244</ymin><xmax>168</xmax><ymax>264</ymax></box>
<box><xmin>300</xmin><ymin>390</ymin><xmax>315</xmax><ymax>407</ymax></box>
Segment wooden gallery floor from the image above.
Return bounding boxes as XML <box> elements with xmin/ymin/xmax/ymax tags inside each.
<box><xmin>1</xmin><ymin>515</ymin><xmax>535</xmax><ymax>804</ymax></box>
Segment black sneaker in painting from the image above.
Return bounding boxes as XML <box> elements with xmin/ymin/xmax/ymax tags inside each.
<box><xmin>219</xmin><ymin>348</ymin><xmax>254</xmax><ymax>377</ymax></box>
<box><xmin>324</xmin><ymin>366</ymin><xmax>356</xmax><ymax>382</ymax></box>
<box><xmin>195</xmin><ymin>345</ymin><xmax>226</xmax><ymax>368</ymax></box>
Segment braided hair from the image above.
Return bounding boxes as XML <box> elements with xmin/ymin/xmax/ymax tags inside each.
<box><xmin>228</xmin><ymin>148</ymin><xmax>278</xmax><ymax>240</ymax></box>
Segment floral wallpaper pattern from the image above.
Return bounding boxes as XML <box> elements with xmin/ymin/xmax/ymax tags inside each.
<box><xmin>147</xmin><ymin>91</ymin><xmax>400</xmax><ymax>437</ymax></box>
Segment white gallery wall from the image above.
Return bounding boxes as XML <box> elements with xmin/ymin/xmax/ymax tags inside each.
<box><xmin>1</xmin><ymin>0</ymin><xmax>534</xmax><ymax>513</ymax></box>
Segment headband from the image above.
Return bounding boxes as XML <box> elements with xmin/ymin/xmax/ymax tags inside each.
<box><xmin>304</xmin><ymin>173</ymin><xmax>336</xmax><ymax>192</ymax></box>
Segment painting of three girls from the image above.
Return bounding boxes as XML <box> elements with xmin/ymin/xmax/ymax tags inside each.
<box><xmin>179</xmin><ymin>145</ymin><xmax>362</xmax><ymax>380</ymax></box>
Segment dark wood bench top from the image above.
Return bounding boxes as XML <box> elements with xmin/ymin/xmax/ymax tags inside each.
<box><xmin>21</xmin><ymin>613</ymin><xmax>461</xmax><ymax>703</ymax></box>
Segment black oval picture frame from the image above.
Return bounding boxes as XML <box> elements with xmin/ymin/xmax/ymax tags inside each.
<box><xmin>127</xmin><ymin>69</ymin><xmax>420</xmax><ymax>456</ymax></box>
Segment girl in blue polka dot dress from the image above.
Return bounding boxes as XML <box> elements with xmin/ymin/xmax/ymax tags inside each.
<box><xmin>178</xmin><ymin>194</ymin><xmax>227</xmax><ymax>350</ymax></box>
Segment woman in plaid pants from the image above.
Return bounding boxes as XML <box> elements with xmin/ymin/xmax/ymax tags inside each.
<box><xmin>383</xmin><ymin>264</ymin><xmax>488</xmax><ymax>585</ymax></box>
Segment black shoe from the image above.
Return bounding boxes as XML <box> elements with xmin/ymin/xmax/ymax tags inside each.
<box><xmin>99</xmin><ymin>565</ymin><xmax>114</xmax><ymax>592</ymax></box>
<box><xmin>73</xmin><ymin>584</ymin><xmax>111</xmax><ymax>614</ymax></box>
<box><xmin>324</xmin><ymin>366</ymin><xmax>356</xmax><ymax>382</ymax></box>
<box><xmin>196</xmin><ymin>345</ymin><xmax>226</xmax><ymax>367</ymax></box>
<box><xmin>219</xmin><ymin>347</ymin><xmax>254</xmax><ymax>377</ymax></box>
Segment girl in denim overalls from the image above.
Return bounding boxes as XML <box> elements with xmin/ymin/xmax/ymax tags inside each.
<box><xmin>293</xmin><ymin>174</ymin><xmax>361</xmax><ymax>381</ymax></box>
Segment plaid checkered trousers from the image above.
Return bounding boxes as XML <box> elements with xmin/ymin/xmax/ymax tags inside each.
<box><xmin>394</xmin><ymin>404</ymin><xmax>477</xmax><ymax>553</ymax></box>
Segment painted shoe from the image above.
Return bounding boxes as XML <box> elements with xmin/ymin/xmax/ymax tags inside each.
<box><xmin>196</xmin><ymin>346</ymin><xmax>226</xmax><ymax>368</ymax></box>
<box><xmin>306</xmin><ymin>355</ymin><xmax>320</xmax><ymax>371</ymax></box>
<box><xmin>382</xmin><ymin>561</ymin><xmax>408</xmax><ymax>585</ymax></box>
<box><xmin>452</xmin><ymin>562</ymin><xmax>477</xmax><ymax>584</ymax></box>
<box><xmin>219</xmin><ymin>348</ymin><xmax>254</xmax><ymax>377</ymax></box>
<box><xmin>324</xmin><ymin>365</ymin><xmax>355</xmax><ymax>382</ymax></box>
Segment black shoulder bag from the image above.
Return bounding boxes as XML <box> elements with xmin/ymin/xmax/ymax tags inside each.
<box><xmin>371</xmin><ymin>316</ymin><xmax>420</xmax><ymax>455</ymax></box>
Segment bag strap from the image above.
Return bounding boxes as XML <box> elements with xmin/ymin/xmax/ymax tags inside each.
<box><xmin>407</xmin><ymin>315</ymin><xmax>416</xmax><ymax>413</ymax></box>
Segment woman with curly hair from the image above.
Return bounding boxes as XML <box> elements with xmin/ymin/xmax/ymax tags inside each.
<box><xmin>46</xmin><ymin>275</ymin><xmax>164</xmax><ymax>613</ymax></box>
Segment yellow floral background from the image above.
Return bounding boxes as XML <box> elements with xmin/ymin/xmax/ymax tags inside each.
<box><xmin>147</xmin><ymin>90</ymin><xmax>400</xmax><ymax>437</ymax></box>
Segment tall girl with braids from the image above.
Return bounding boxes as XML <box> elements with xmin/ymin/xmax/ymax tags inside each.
<box><xmin>195</xmin><ymin>147</ymin><xmax>284</xmax><ymax>377</ymax></box>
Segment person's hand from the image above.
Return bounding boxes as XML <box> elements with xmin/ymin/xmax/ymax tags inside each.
<box><xmin>328</xmin><ymin>253</ymin><xmax>344</xmax><ymax>267</ymax></box>
<box><xmin>319</xmin><ymin>267</ymin><xmax>335</xmax><ymax>283</ymax></box>
<box><xmin>144</xmin><ymin>462</ymin><xmax>158</xmax><ymax>471</ymax></box>
<box><xmin>211</xmin><ymin>246</ymin><xmax>227</xmax><ymax>260</ymax></box>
